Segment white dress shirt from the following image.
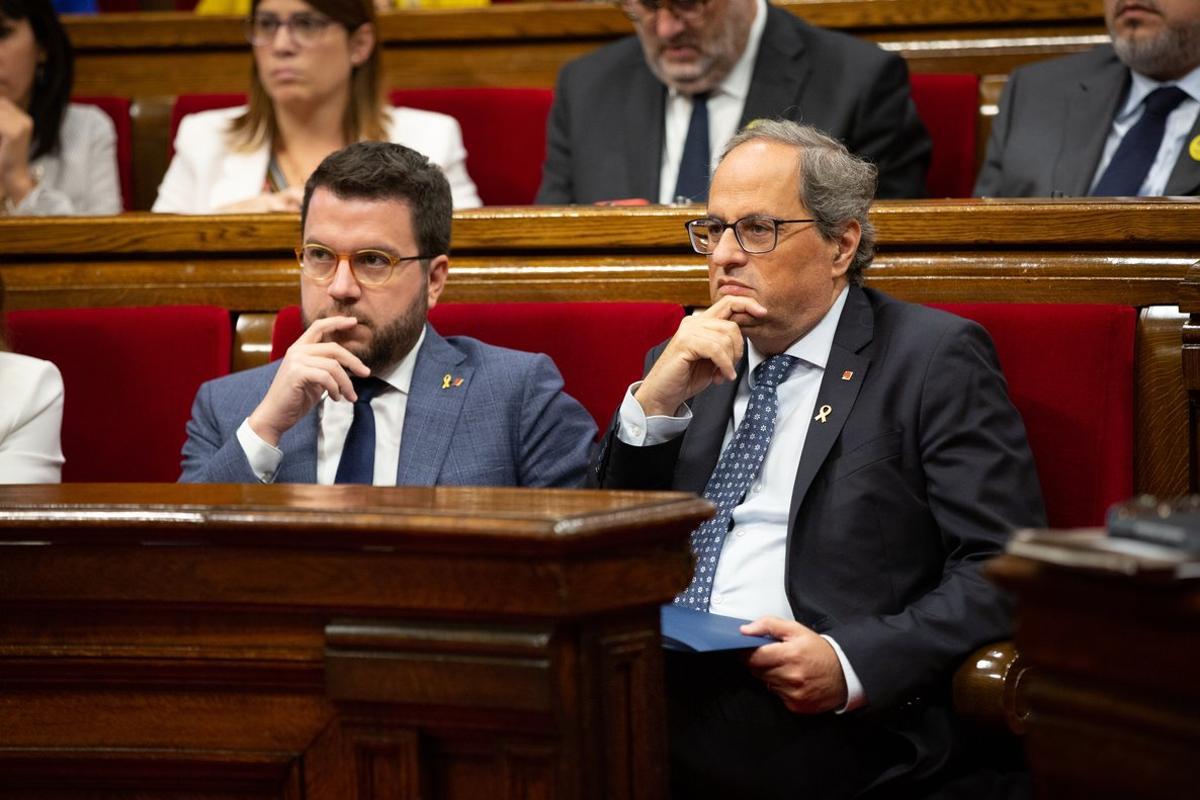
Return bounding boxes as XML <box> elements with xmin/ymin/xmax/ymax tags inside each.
<box><xmin>618</xmin><ymin>288</ymin><xmax>867</xmax><ymax>711</ymax></box>
<box><xmin>1090</xmin><ymin>64</ymin><xmax>1200</xmax><ymax>196</ymax></box>
<box><xmin>657</xmin><ymin>0</ymin><xmax>769</xmax><ymax>204</ymax></box>
<box><xmin>236</xmin><ymin>328</ymin><xmax>425</xmax><ymax>485</ymax></box>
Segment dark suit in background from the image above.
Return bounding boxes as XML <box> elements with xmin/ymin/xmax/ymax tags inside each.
<box><xmin>536</xmin><ymin>4</ymin><xmax>931</xmax><ymax>204</ymax></box>
<box><xmin>975</xmin><ymin>45</ymin><xmax>1200</xmax><ymax>197</ymax></box>
<box><xmin>596</xmin><ymin>286</ymin><xmax>1046</xmax><ymax>795</ymax></box>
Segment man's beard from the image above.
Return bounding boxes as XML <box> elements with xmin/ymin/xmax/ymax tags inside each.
<box><xmin>1112</xmin><ymin>10</ymin><xmax>1200</xmax><ymax>79</ymax></box>
<box><xmin>305</xmin><ymin>290</ymin><xmax>428</xmax><ymax>374</ymax></box>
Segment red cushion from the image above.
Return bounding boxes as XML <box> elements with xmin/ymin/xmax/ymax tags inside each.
<box><xmin>271</xmin><ymin>302</ymin><xmax>684</xmax><ymax>433</ymax></box>
<box><xmin>909</xmin><ymin>74</ymin><xmax>979</xmax><ymax>198</ymax></box>
<box><xmin>168</xmin><ymin>94</ymin><xmax>248</xmax><ymax>159</ymax></box>
<box><xmin>931</xmin><ymin>304</ymin><xmax>1134</xmax><ymax>528</ymax></box>
<box><xmin>72</xmin><ymin>96</ymin><xmax>133</xmax><ymax>211</ymax></box>
<box><xmin>389</xmin><ymin>88</ymin><xmax>554</xmax><ymax>206</ymax></box>
<box><xmin>6</xmin><ymin>306</ymin><xmax>232</xmax><ymax>482</ymax></box>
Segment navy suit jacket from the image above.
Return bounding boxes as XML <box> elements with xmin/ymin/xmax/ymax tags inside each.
<box><xmin>536</xmin><ymin>4</ymin><xmax>931</xmax><ymax>203</ymax></box>
<box><xmin>180</xmin><ymin>325</ymin><xmax>596</xmax><ymax>487</ymax></box>
<box><xmin>975</xmin><ymin>44</ymin><xmax>1200</xmax><ymax>197</ymax></box>
<box><xmin>595</xmin><ymin>286</ymin><xmax>1046</xmax><ymax>777</ymax></box>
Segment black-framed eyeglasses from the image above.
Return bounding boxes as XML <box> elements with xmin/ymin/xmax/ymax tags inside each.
<box><xmin>618</xmin><ymin>0</ymin><xmax>709</xmax><ymax>22</ymax></box>
<box><xmin>244</xmin><ymin>12</ymin><xmax>335</xmax><ymax>47</ymax></box>
<box><xmin>685</xmin><ymin>216</ymin><xmax>816</xmax><ymax>255</ymax></box>
<box><xmin>295</xmin><ymin>244</ymin><xmax>431</xmax><ymax>286</ymax></box>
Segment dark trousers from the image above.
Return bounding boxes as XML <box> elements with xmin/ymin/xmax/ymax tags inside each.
<box><xmin>665</xmin><ymin>650</ymin><xmax>909</xmax><ymax>800</ymax></box>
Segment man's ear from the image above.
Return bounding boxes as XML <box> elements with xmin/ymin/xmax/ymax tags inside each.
<box><xmin>831</xmin><ymin>220</ymin><xmax>861</xmax><ymax>278</ymax></box>
<box><xmin>348</xmin><ymin>23</ymin><xmax>375</xmax><ymax>67</ymax></box>
<box><xmin>425</xmin><ymin>255</ymin><xmax>450</xmax><ymax>310</ymax></box>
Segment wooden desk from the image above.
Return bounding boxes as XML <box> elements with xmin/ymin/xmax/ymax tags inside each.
<box><xmin>988</xmin><ymin>533</ymin><xmax>1200</xmax><ymax>798</ymax></box>
<box><xmin>0</xmin><ymin>483</ymin><xmax>710</xmax><ymax>799</ymax></box>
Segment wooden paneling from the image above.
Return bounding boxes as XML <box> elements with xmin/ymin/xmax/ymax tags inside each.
<box><xmin>0</xmin><ymin>484</ymin><xmax>709</xmax><ymax>799</ymax></box>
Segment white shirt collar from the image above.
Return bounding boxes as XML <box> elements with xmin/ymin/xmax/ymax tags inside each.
<box><xmin>372</xmin><ymin>324</ymin><xmax>425</xmax><ymax>395</ymax></box>
<box><xmin>746</xmin><ymin>285</ymin><xmax>850</xmax><ymax>381</ymax></box>
<box><xmin>1119</xmin><ymin>62</ymin><xmax>1200</xmax><ymax>119</ymax></box>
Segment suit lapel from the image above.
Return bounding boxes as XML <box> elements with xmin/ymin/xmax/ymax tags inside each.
<box><xmin>395</xmin><ymin>327</ymin><xmax>471</xmax><ymax>486</ymax></box>
<box><xmin>740</xmin><ymin>6</ymin><xmax>809</xmax><ymax>128</ymax></box>
<box><xmin>1056</xmin><ymin>52</ymin><xmax>1130</xmax><ymax>196</ymax></box>
<box><xmin>788</xmin><ymin>287</ymin><xmax>873</xmax><ymax>527</ymax></box>
<box><xmin>209</xmin><ymin>145</ymin><xmax>270</xmax><ymax>210</ymax></box>
<box><xmin>625</xmin><ymin>63</ymin><xmax>667</xmax><ymax>200</ymax></box>
<box><xmin>675</xmin><ymin>353</ymin><xmax>745</xmax><ymax>496</ymax></box>
<box><xmin>1165</xmin><ymin>109</ymin><xmax>1200</xmax><ymax>194</ymax></box>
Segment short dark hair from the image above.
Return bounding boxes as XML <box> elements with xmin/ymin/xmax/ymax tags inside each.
<box><xmin>721</xmin><ymin>120</ymin><xmax>878</xmax><ymax>285</ymax></box>
<box><xmin>301</xmin><ymin>141</ymin><xmax>452</xmax><ymax>260</ymax></box>
<box><xmin>0</xmin><ymin>0</ymin><xmax>74</xmax><ymax>161</ymax></box>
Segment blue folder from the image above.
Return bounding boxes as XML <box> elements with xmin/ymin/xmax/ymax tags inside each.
<box><xmin>660</xmin><ymin>605</ymin><xmax>777</xmax><ymax>652</ymax></box>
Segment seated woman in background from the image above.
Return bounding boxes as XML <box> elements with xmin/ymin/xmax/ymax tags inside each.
<box><xmin>0</xmin><ymin>277</ymin><xmax>64</xmax><ymax>483</ymax></box>
<box><xmin>154</xmin><ymin>0</ymin><xmax>480</xmax><ymax>213</ymax></box>
<box><xmin>0</xmin><ymin>0</ymin><xmax>120</xmax><ymax>216</ymax></box>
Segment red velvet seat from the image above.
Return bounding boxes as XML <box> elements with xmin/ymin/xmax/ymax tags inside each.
<box><xmin>72</xmin><ymin>95</ymin><xmax>134</xmax><ymax>211</ymax></box>
<box><xmin>909</xmin><ymin>74</ymin><xmax>980</xmax><ymax>198</ymax></box>
<box><xmin>270</xmin><ymin>302</ymin><xmax>684</xmax><ymax>433</ymax></box>
<box><xmin>168</xmin><ymin>89</ymin><xmax>554</xmax><ymax>205</ymax></box>
<box><xmin>388</xmin><ymin>87</ymin><xmax>553</xmax><ymax>205</ymax></box>
<box><xmin>933</xmin><ymin>303</ymin><xmax>1134</xmax><ymax>527</ymax></box>
<box><xmin>6</xmin><ymin>306</ymin><xmax>232</xmax><ymax>482</ymax></box>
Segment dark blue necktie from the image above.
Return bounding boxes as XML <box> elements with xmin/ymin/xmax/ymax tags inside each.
<box><xmin>1091</xmin><ymin>86</ymin><xmax>1189</xmax><ymax>196</ymax></box>
<box><xmin>676</xmin><ymin>354</ymin><xmax>800</xmax><ymax>610</ymax></box>
<box><xmin>334</xmin><ymin>376</ymin><xmax>389</xmax><ymax>485</ymax></box>
<box><xmin>673</xmin><ymin>92</ymin><xmax>711</xmax><ymax>204</ymax></box>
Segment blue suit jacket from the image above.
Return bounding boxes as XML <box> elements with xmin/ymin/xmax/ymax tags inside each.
<box><xmin>180</xmin><ymin>325</ymin><xmax>596</xmax><ymax>487</ymax></box>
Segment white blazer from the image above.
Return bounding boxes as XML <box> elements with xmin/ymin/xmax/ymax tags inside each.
<box><xmin>152</xmin><ymin>105</ymin><xmax>482</xmax><ymax>212</ymax></box>
<box><xmin>0</xmin><ymin>352</ymin><xmax>65</xmax><ymax>484</ymax></box>
<box><xmin>12</xmin><ymin>104</ymin><xmax>122</xmax><ymax>216</ymax></box>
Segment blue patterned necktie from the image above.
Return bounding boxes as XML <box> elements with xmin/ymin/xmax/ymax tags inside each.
<box><xmin>334</xmin><ymin>376</ymin><xmax>389</xmax><ymax>485</ymax></box>
<box><xmin>1091</xmin><ymin>85</ymin><xmax>1189</xmax><ymax>196</ymax></box>
<box><xmin>673</xmin><ymin>92</ymin><xmax>711</xmax><ymax>203</ymax></box>
<box><xmin>676</xmin><ymin>354</ymin><xmax>800</xmax><ymax>610</ymax></box>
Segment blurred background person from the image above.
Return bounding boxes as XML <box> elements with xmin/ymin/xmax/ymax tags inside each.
<box><xmin>154</xmin><ymin>0</ymin><xmax>480</xmax><ymax>213</ymax></box>
<box><xmin>0</xmin><ymin>0</ymin><xmax>120</xmax><ymax>216</ymax></box>
<box><xmin>0</xmin><ymin>275</ymin><xmax>64</xmax><ymax>483</ymax></box>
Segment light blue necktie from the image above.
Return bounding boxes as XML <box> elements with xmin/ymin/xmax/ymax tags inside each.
<box><xmin>676</xmin><ymin>354</ymin><xmax>800</xmax><ymax>610</ymax></box>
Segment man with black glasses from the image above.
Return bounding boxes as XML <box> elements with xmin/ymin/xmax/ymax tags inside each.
<box><xmin>594</xmin><ymin>121</ymin><xmax>1044</xmax><ymax>797</ymax></box>
<box><xmin>181</xmin><ymin>141</ymin><xmax>594</xmax><ymax>486</ymax></box>
<box><xmin>536</xmin><ymin>0</ymin><xmax>930</xmax><ymax>205</ymax></box>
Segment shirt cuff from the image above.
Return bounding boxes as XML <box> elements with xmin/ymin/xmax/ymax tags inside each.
<box><xmin>616</xmin><ymin>381</ymin><xmax>692</xmax><ymax>446</ymax></box>
<box><xmin>236</xmin><ymin>417</ymin><xmax>284</xmax><ymax>483</ymax></box>
<box><xmin>821</xmin><ymin>635</ymin><xmax>868</xmax><ymax>714</ymax></box>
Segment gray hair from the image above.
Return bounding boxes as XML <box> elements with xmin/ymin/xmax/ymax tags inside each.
<box><xmin>719</xmin><ymin>120</ymin><xmax>877</xmax><ymax>284</ymax></box>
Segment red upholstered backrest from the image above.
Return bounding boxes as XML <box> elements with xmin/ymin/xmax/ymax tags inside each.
<box><xmin>271</xmin><ymin>303</ymin><xmax>684</xmax><ymax>432</ymax></box>
<box><xmin>389</xmin><ymin>87</ymin><xmax>554</xmax><ymax>205</ymax></box>
<box><xmin>6</xmin><ymin>306</ymin><xmax>232</xmax><ymax>483</ymax></box>
<box><xmin>168</xmin><ymin>94</ymin><xmax>248</xmax><ymax>159</ymax></box>
<box><xmin>931</xmin><ymin>303</ymin><xmax>1134</xmax><ymax>528</ymax></box>
<box><xmin>72</xmin><ymin>96</ymin><xmax>133</xmax><ymax>211</ymax></box>
<box><xmin>909</xmin><ymin>74</ymin><xmax>979</xmax><ymax>198</ymax></box>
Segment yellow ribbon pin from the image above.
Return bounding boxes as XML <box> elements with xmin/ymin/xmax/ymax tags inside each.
<box><xmin>442</xmin><ymin>374</ymin><xmax>451</xmax><ymax>389</ymax></box>
<box><xmin>1190</xmin><ymin>135</ymin><xmax>1200</xmax><ymax>162</ymax></box>
<box><xmin>814</xmin><ymin>404</ymin><xmax>832</xmax><ymax>423</ymax></box>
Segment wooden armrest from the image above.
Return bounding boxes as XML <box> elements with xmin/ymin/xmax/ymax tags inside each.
<box><xmin>951</xmin><ymin>640</ymin><xmax>1030</xmax><ymax>735</ymax></box>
